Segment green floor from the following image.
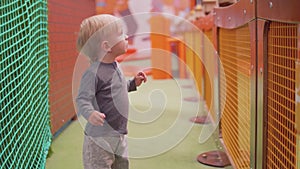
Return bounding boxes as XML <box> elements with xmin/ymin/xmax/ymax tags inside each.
<box><xmin>46</xmin><ymin>77</ymin><xmax>233</xmax><ymax>169</ymax></box>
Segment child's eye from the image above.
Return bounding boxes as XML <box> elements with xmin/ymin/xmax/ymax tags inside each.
<box><xmin>124</xmin><ymin>35</ymin><xmax>128</xmax><ymax>41</ymax></box>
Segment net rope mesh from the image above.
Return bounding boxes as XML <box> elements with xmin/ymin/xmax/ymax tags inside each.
<box><xmin>0</xmin><ymin>1</ymin><xmax>51</xmax><ymax>168</ymax></box>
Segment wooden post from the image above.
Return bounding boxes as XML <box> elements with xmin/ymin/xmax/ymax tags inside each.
<box><xmin>149</xmin><ymin>15</ymin><xmax>172</xmax><ymax>79</ymax></box>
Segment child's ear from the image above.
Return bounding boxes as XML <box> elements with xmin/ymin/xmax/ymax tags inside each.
<box><xmin>101</xmin><ymin>41</ymin><xmax>112</xmax><ymax>53</ymax></box>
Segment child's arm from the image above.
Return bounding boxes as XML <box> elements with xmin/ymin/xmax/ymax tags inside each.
<box><xmin>76</xmin><ymin>70</ymin><xmax>105</xmax><ymax>126</ymax></box>
<box><xmin>134</xmin><ymin>71</ymin><xmax>147</xmax><ymax>86</ymax></box>
<box><xmin>127</xmin><ymin>71</ymin><xmax>147</xmax><ymax>92</ymax></box>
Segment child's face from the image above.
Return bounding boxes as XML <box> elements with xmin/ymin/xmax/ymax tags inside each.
<box><xmin>109</xmin><ymin>29</ymin><xmax>128</xmax><ymax>57</ymax></box>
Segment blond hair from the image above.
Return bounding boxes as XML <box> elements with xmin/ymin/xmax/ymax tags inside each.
<box><xmin>77</xmin><ymin>14</ymin><xmax>122</xmax><ymax>62</ymax></box>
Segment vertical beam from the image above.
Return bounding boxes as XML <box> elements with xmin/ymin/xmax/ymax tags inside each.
<box><xmin>194</xmin><ymin>31</ymin><xmax>204</xmax><ymax>96</ymax></box>
<box><xmin>250</xmin><ymin>19</ymin><xmax>268</xmax><ymax>169</ymax></box>
<box><xmin>249</xmin><ymin>19</ymin><xmax>258</xmax><ymax>169</ymax></box>
<box><xmin>257</xmin><ymin>20</ymin><xmax>270</xmax><ymax>168</ymax></box>
<box><xmin>149</xmin><ymin>15</ymin><xmax>172</xmax><ymax>79</ymax></box>
<box><xmin>212</xmin><ymin>24</ymin><xmax>222</xmax><ymax>151</ymax></box>
<box><xmin>296</xmin><ymin>24</ymin><xmax>300</xmax><ymax>169</ymax></box>
<box><xmin>212</xmin><ymin>25</ymin><xmax>220</xmax><ymax>131</ymax></box>
<box><xmin>191</xmin><ymin>0</ymin><xmax>196</xmax><ymax>9</ymax></box>
<box><xmin>212</xmin><ymin>25</ymin><xmax>221</xmax><ymax>147</ymax></box>
<box><xmin>178</xmin><ymin>39</ymin><xmax>187</xmax><ymax>78</ymax></box>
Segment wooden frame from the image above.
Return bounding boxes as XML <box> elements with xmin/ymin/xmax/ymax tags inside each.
<box><xmin>257</xmin><ymin>0</ymin><xmax>300</xmax><ymax>23</ymax></box>
<box><xmin>214</xmin><ymin>0</ymin><xmax>255</xmax><ymax>29</ymax></box>
<box><xmin>193</xmin><ymin>0</ymin><xmax>300</xmax><ymax>168</ymax></box>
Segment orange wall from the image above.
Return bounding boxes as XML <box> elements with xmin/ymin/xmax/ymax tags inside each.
<box><xmin>48</xmin><ymin>0</ymin><xmax>95</xmax><ymax>135</ymax></box>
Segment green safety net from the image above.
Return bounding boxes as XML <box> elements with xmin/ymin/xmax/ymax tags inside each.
<box><xmin>0</xmin><ymin>1</ymin><xmax>52</xmax><ymax>169</ymax></box>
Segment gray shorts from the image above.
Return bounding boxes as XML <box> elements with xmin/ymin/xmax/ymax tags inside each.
<box><xmin>83</xmin><ymin>134</ymin><xmax>128</xmax><ymax>169</ymax></box>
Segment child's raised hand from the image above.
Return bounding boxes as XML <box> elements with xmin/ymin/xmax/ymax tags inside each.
<box><xmin>88</xmin><ymin>111</ymin><xmax>106</xmax><ymax>126</ymax></box>
<box><xmin>134</xmin><ymin>71</ymin><xmax>147</xmax><ymax>86</ymax></box>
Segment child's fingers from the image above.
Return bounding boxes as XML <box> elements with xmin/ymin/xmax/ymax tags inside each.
<box><xmin>137</xmin><ymin>71</ymin><xmax>147</xmax><ymax>82</ymax></box>
<box><xmin>99</xmin><ymin>113</ymin><xmax>106</xmax><ymax>119</ymax></box>
<box><xmin>137</xmin><ymin>76</ymin><xmax>146</xmax><ymax>83</ymax></box>
<box><xmin>89</xmin><ymin>111</ymin><xmax>106</xmax><ymax>126</ymax></box>
<box><xmin>137</xmin><ymin>71</ymin><xmax>145</xmax><ymax>77</ymax></box>
<box><xmin>143</xmin><ymin>73</ymin><xmax>147</xmax><ymax>82</ymax></box>
<box><xmin>96</xmin><ymin>113</ymin><xmax>106</xmax><ymax>125</ymax></box>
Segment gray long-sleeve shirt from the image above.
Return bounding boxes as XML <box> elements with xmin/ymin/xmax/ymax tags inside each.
<box><xmin>76</xmin><ymin>61</ymin><xmax>136</xmax><ymax>137</ymax></box>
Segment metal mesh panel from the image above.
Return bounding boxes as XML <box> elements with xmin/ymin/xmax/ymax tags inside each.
<box><xmin>184</xmin><ymin>31</ymin><xmax>195</xmax><ymax>77</ymax></box>
<box><xmin>183</xmin><ymin>31</ymin><xmax>204</xmax><ymax>96</ymax></box>
<box><xmin>203</xmin><ymin>30</ymin><xmax>215</xmax><ymax>121</ymax></box>
<box><xmin>194</xmin><ymin>31</ymin><xmax>204</xmax><ymax>96</ymax></box>
<box><xmin>219</xmin><ymin>25</ymin><xmax>251</xmax><ymax>168</ymax></box>
<box><xmin>265</xmin><ymin>22</ymin><xmax>297</xmax><ymax>169</ymax></box>
<box><xmin>297</xmin><ymin>61</ymin><xmax>300</xmax><ymax>169</ymax></box>
<box><xmin>0</xmin><ymin>1</ymin><xmax>51</xmax><ymax>169</ymax></box>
